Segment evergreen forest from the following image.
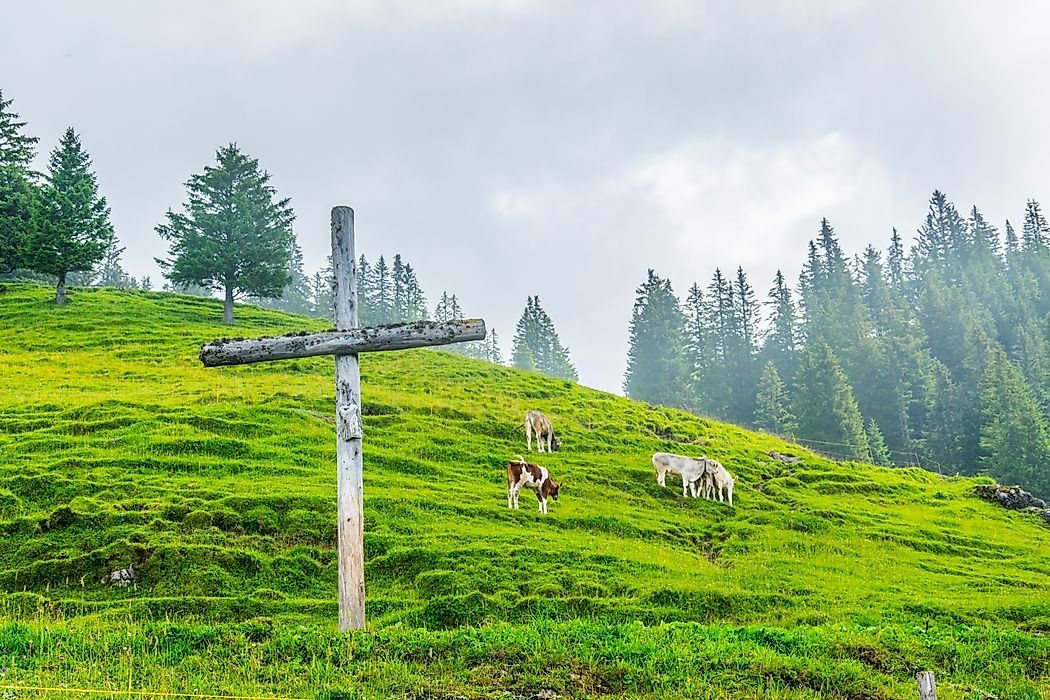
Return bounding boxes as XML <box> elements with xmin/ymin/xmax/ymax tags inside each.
<box><xmin>626</xmin><ymin>193</ymin><xmax>1050</xmax><ymax>496</ymax></box>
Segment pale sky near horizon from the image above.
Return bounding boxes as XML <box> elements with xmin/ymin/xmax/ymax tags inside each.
<box><xmin>5</xmin><ymin>1</ymin><xmax>1050</xmax><ymax>393</ymax></box>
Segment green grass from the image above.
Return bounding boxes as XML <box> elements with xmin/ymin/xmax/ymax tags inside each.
<box><xmin>0</xmin><ymin>281</ymin><xmax>1048</xmax><ymax>699</ymax></box>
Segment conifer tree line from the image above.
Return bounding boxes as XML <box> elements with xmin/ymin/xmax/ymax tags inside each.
<box><xmin>626</xmin><ymin>193</ymin><xmax>1050</xmax><ymax>496</ymax></box>
<box><xmin>0</xmin><ymin>91</ymin><xmax>118</xmax><ymax>303</ymax></box>
<box><xmin>0</xmin><ymin>87</ymin><xmax>517</xmax><ymax>361</ymax></box>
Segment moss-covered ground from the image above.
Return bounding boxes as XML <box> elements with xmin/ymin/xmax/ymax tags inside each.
<box><xmin>1</xmin><ymin>282</ymin><xmax>1048</xmax><ymax>698</ymax></box>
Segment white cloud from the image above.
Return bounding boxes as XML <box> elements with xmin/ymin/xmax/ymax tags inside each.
<box><xmin>615</xmin><ymin>133</ymin><xmax>894</xmax><ymax>282</ymax></box>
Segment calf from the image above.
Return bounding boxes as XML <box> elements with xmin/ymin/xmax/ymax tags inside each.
<box><xmin>507</xmin><ymin>455</ymin><xmax>561</xmax><ymax>514</ymax></box>
<box><xmin>652</xmin><ymin>452</ymin><xmax>710</xmax><ymax>497</ymax></box>
<box><xmin>690</xmin><ymin>457</ymin><xmax>735</xmax><ymax>506</ymax></box>
<box><xmin>705</xmin><ymin>458</ymin><xmax>735</xmax><ymax>506</ymax></box>
<box><xmin>525</xmin><ymin>410</ymin><xmax>561</xmax><ymax>453</ymax></box>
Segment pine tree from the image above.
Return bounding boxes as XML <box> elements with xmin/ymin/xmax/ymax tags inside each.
<box><xmin>434</xmin><ymin>291</ymin><xmax>454</xmax><ymax>323</ymax></box>
<box><xmin>354</xmin><ymin>255</ymin><xmax>374</xmax><ymax>325</ymax></box>
<box><xmin>392</xmin><ymin>254</ymin><xmax>407</xmax><ymax>321</ymax></box>
<box><xmin>915</xmin><ymin>190</ymin><xmax>966</xmax><ymax>268</ymax></box>
<box><xmin>760</xmin><ymin>270</ymin><xmax>798</xmax><ymax>382</ymax></box>
<box><xmin>754</xmin><ymin>361</ymin><xmax>796</xmax><ymax>435</ymax></box>
<box><xmin>722</xmin><ymin>266</ymin><xmax>760</xmax><ymax>422</ymax></box>
<box><xmin>449</xmin><ymin>294</ymin><xmax>463</xmax><ymax>321</ymax></box>
<box><xmin>0</xmin><ymin>90</ymin><xmax>39</xmax><ymax>273</ymax></box>
<box><xmin>683</xmin><ymin>282</ymin><xmax>705</xmax><ymax>394</ymax></box>
<box><xmin>369</xmin><ymin>255</ymin><xmax>393</xmax><ymax>324</ymax></box>
<box><xmin>968</xmin><ymin>206</ymin><xmax>1000</xmax><ymax>260</ymax></box>
<box><xmin>700</xmin><ymin>268</ymin><xmax>737</xmax><ymax>416</ymax></box>
<box><xmin>623</xmin><ymin>270</ymin><xmax>690</xmax><ymax>407</ymax></box>
<box><xmin>866</xmin><ymin>419</ymin><xmax>892</xmax><ymax>466</ymax></box>
<box><xmin>24</xmin><ymin>127</ymin><xmax>114</xmax><ymax>304</ymax></box>
<box><xmin>486</xmin><ymin>328</ymin><xmax>503</xmax><ymax>365</ymax></box>
<box><xmin>155</xmin><ymin>143</ymin><xmax>295</xmax><ymax>322</ymax></box>
<box><xmin>979</xmin><ymin>347</ymin><xmax>1050</xmax><ymax>494</ymax></box>
<box><xmin>512</xmin><ymin>295</ymin><xmax>576</xmax><ymax>380</ymax></box>
<box><xmin>1022</xmin><ymin>199</ymin><xmax>1050</xmax><ymax>252</ymax></box>
<box><xmin>1004</xmin><ymin>219</ymin><xmax>1019</xmax><ymax>256</ymax></box>
<box><xmin>511</xmin><ymin>296</ymin><xmax>539</xmax><ymax>371</ymax></box>
<box><xmin>792</xmin><ymin>342</ymin><xmax>869</xmax><ymax>461</ymax></box>
<box><xmin>887</xmin><ymin>228</ymin><xmax>905</xmax><ymax>289</ymax></box>
<box><xmin>402</xmin><ymin>263</ymin><xmax>427</xmax><ymax>321</ymax></box>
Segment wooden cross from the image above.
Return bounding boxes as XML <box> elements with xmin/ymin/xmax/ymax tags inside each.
<box><xmin>199</xmin><ymin>206</ymin><xmax>486</xmax><ymax>630</ymax></box>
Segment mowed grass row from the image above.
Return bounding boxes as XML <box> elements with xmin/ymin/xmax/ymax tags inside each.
<box><xmin>1</xmin><ymin>282</ymin><xmax>1049</xmax><ymax>698</ymax></box>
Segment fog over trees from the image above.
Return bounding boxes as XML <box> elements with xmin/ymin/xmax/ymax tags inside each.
<box><xmin>625</xmin><ymin>191</ymin><xmax>1050</xmax><ymax>496</ymax></box>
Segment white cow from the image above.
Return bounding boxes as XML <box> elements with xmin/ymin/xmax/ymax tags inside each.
<box><xmin>652</xmin><ymin>452</ymin><xmax>710</xmax><ymax>498</ymax></box>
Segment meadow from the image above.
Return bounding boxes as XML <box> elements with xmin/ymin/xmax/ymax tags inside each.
<box><xmin>0</xmin><ymin>282</ymin><xmax>1049</xmax><ymax>699</ymax></box>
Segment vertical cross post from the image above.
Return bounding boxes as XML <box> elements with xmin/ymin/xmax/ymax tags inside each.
<box><xmin>331</xmin><ymin>206</ymin><xmax>365</xmax><ymax>631</ymax></box>
<box><xmin>916</xmin><ymin>671</ymin><xmax>937</xmax><ymax>700</ymax></box>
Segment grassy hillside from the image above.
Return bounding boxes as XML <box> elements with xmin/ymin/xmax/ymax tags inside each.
<box><xmin>1</xmin><ymin>281</ymin><xmax>1049</xmax><ymax>699</ymax></box>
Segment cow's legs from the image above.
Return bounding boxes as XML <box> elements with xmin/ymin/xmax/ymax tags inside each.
<box><xmin>656</xmin><ymin>467</ymin><xmax>666</xmax><ymax>487</ymax></box>
<box><xmin>537</xmin><ymin>494</ymin><xmax>546</xmax><ymax>514</ymax></box>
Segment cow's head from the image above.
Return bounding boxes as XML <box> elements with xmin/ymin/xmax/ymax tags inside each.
<box><xmin>551</xmin><ymin>434</ymin><xmax>562</xmax><ymax>451</ymax></box>
<box><xmin>548</xmin><ymin>480</ymin><xmax>561</xmax><ymax>500</ymax></box>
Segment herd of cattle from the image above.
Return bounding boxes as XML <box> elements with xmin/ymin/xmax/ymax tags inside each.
<box><xmin>506</xmin><ymin>410</ymin><xmax>736</xmax><ymax>515</ymax></box>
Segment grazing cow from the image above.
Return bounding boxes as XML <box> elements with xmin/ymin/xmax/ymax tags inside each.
<box><xmin>652</xmin><ymin>452</ymin><xmax>710</xmax><ymax>497</ymax></box>
<box><xmin>525</xmin><ymin>410</ymin><xmax>561</xmax><ymax>453</ymax></box>
<box><xmin>507</xmin><ymin>455</ymin><xmax>561</xmax><ymax>514</ymax></box>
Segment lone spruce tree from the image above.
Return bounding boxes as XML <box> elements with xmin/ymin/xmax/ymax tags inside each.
<box><xmin>0</xmin><ymin>89</ymin><xmax>39</xmax><ymax>273</ymax></box>
<box><xmin>25</xmin><ymin>127</ymin><xmax>114</xmax><ymax>304</ymax></box>
<box><xmin>156</xmin><ymin>143</ymin><xmax>295</xmax><ymax>322</ymax></box>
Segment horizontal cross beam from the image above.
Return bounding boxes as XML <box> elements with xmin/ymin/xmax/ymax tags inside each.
<box><xmin>200</xmin><ymin>318</ymin><xmax>486</xmax><ymax>367</ymax></box>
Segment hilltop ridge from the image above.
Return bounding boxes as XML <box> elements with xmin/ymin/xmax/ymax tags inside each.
<box><xmin>1</xmin><ymin>282</ymin><xmax>1048</xmax><ymax>699</ymax></box>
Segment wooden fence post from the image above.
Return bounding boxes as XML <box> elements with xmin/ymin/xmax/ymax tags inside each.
<box><xmin>916</xmin><ymin>671</ymin><xmax>936</xmax><ymax>700</ymax></box>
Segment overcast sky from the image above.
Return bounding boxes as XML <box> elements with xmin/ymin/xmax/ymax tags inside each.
<box><xmin>5</xmin><ymin>1</ymin><xmax>1050</xmax><ymax>393</ymax></box>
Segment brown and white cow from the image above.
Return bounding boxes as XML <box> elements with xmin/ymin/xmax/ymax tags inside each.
<box><xmin>507</xmin><ymin>455</ymin><xmax>561</xmax><ymax>514</ymax></box>
<box><xmin>525</xmin><ymin>410</ymin><xmax>561</xmax><ymax>453</ymax></box>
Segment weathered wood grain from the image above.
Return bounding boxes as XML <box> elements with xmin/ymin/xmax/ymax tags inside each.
<box><xmin>916</xmin><ymin>671</ymin><xmax>937</xmax><ymax>700</ymax></box>
<box><xmin>332</xmin><ymin>206</ymin><xmax>364</xmax><ymax>632</ymax></box>
<box><xmin>199</xmin><ymin>319</ymin><xmax>486</xmax><ymax>367</ymax></box>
